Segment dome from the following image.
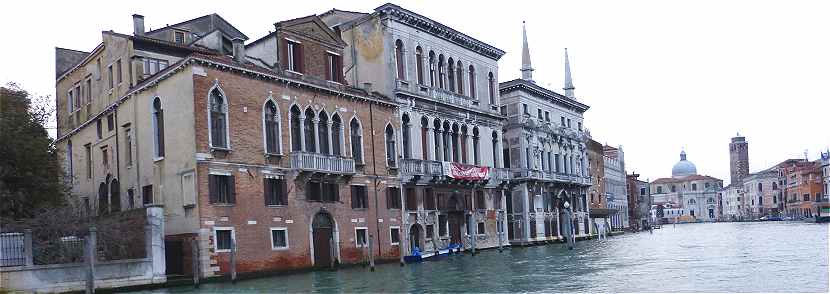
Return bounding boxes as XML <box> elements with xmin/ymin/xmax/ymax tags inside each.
<box><xmin>672</xmin><ymin>151</ymin><xmax>697</xmax><ymax>178</ymax></box>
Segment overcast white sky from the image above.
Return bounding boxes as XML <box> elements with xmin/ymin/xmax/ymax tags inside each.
<box><xmin>1</xmin><ymin>0</ymin><xmax>828</xmax><ymax>182</ymax></box>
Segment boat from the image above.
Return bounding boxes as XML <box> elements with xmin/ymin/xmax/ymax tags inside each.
<box><xmin>808</xmin><ymin>202</ymin><xmax>830</xmax><ymax>223</ymax></box>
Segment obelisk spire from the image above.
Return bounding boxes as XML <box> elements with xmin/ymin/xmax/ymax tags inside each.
<box><xmin>563</xmin><ymin>48</ymin><xmax>575</xmax><ymax>98</ymax></box>
<box><xmin>520</xmin><ymin>21</ymin><xmax>534</xmax><ymax>82</ymax></box>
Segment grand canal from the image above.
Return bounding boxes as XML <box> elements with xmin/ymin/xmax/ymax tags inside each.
<box><xmin>141</xmin><ymin>221</ymin><xmax>828</xmax><ymax>293</ymax></box>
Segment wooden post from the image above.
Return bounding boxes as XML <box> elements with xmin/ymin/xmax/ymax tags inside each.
<box><xmin>368</xmin><ymin>233</ymin><xmax>375</xmax><ymax>272</ymax></box>
<box><xmin>192</xmin><ymin>240</ymin><xmax>200</xmax><ymax>288</ymax></box>
<box><xmin>470</xmin><ymin>213</ymin><xmax>476</xmax><ymax>256</ymax></box>
<box><xmin>23</xmin><ymin>229</ymin><xmax>33</xmax><ymax>266</ymax></box>
<box><xmin>329</xmin><ymin>236</ymin><xmax>336</xmax><ymax>269</ymax></box>
<box><xmin>85</xmin><ymin>226</ymin><xmax>97</xmax><ymax>294</ymax></box>
<box><xmin>230</xmin><ymin>238</ymin><xmax>237</xmax><ymax>284</ymax></box>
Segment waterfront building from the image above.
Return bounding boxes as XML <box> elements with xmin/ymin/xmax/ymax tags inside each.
<box><xmin>779</xmin><ymin>159</ymin><xmax>823</xmax><ymax>218</ymax></box>
<box><xmin>604</xmin><ymin>145</ymin><xmax>628</xmax><ymax>230</ymax></box>
<box><xmin>822</xmin><ymin>151</ymin><xmax>829</xmax><ymax>201</ymax></box>
<box><xmin>587</xmin><ymin>139</ymin><xmax>611</xmax><ymax>231</ymax></box>
<box><xmin>626</xmin><ymin>173</ymin><xmax>650</xmax><ymax>230</ymax></box>
<box><xmin>497</xmin><ymin>23</ymin><xmax>592</xmax><ymax>244</ymax></box>
<box><xmin>323</xmin><ymin>3</ymin><xmax>510</xmax><ymax>255</ymax></box>
<box><xmin>55</xmin><ymin>12</ymin><xmax>403</xmax><ymax>277</ymax></box>
<box><xmin>742</xmin><ymin>168</ymin><xmax>779</xmax><ymax>218</ymax></box>
<box><xmin>650</xmin><ymin>151</ymin><xmax>723</xmax><ymax>222</ymax></box>
<box><xmin>719</xmin><ymin>184</ymin><xmax>744</xmax><ymax>221</ymax></box>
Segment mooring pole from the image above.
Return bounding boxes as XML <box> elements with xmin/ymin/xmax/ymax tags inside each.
<box><xmin>86</xmin><ymin>226</ymin><xmax>97</xmax><ymax>294</ymax></box>
<box><xmin>368</xmin><ymin>233</ymin><xmax>376</xmax><ymax>271</ymax></box>
<box><xmin>192</xmin><ymin>240</ymin><xmax>200</xmax><ymax>288</ymax></box>
<box><xmin>230</xmin><ymin>238</ymin><xmax>237</xmax><ymax>284</ymax></box>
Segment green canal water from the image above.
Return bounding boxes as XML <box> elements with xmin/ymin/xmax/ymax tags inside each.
<box><xmin>139</xmin><ymin>222</ymin><xmax>829</xmax><ymax>293</ymax></box>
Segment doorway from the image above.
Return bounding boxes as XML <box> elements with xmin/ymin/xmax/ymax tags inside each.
<box><xmin>312</xmin><ymin>212</ymin><xmax>334</xmax><ymax>268</ymax></box>
<box><xmin>164</xmin><ymin>240</ymin><xmax>184</xmax><ymax>276</ymax></box>
<box><xmin>409</xmin><ymin>224</ymin><xmax>422</xmax><ymax>254</ymax></box>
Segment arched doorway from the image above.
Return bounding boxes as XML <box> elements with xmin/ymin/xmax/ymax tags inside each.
<box><xmin>312</xmin><ymin>212</ymin><xmax>335</xmax><ymax>268</ymax></box>
<box><xmin>98</xmin><ymin>183</ymin><xmax>108</xmax><ymax>215</ymax></box>
<box><xmin>409</xmin><ymin>224</ymin><xmax>422</xmax><ymax>254</ymax></box>
<box><xmin>110</xmin><ymin>179</ymin><xmax>121</xmax><ymax>212</ymax></box>
<box><xmin>447</xmin><ymin>194</ymin><xmax>464</xmax><ymax>244</ymax></box>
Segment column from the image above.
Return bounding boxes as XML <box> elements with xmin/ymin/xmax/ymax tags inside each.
<box><xmin>299</xmin><ymin>114</ymin><xmax>306</xmax><ymax>152</ymax></box>
<box><xmin>426</xmin><ymin>125</ymin><xmax>435</xmax><ymax>161</ymax></box>
<box><xmin>327</xmin><ymin>121</ymin><xmax>333</xmax><ymax>156</ymax></box>
<box><xmin>495</xmin><ymin>129</ymin><xmax>504</xmax><ymax>168</ymax></box>
<box><xmin>312</xmin><ymin>118</ymin><xmax>320</xmax><ymax>153</ymax></box>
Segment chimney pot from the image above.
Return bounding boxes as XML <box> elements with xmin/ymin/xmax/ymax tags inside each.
<box><xmin>133</xmin><ymin>14</ymin><xmax>145</xmax><ymax>36</ymax></box>
<box><xmin>232</xmin><ymin>38</ymin><xmax>245</xmax><ymax>63</ymax></box>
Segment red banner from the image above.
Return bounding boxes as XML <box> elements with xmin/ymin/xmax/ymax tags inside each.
<box><xmin>444</xmin><ymin>162</ymin><xmax>489</xmax><ymax>180</ymax></box>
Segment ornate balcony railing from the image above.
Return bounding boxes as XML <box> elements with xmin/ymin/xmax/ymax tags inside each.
<box><xmin>290</xmin><ymin>152</ymin><xmax>355</xmax><ymax>174</ymax></box>
<box><xmin>400</xmin><ymin>159</ymin><xmax>443</xmax><ymax>177</ymax></box>
<box><xmin>513</xmin><ymin>168</ymin><xmax>592</xmax><ymax>185</ymax></box>
<box><xmin>491</xmin><ymin>168</ymin><xmax>511</xmax><ymax>182</ymax></box>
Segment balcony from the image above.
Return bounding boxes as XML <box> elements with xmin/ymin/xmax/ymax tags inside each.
<box><xmin>399</xmin><ymin>158</ymin><xmax>510</xmax><ymax>184</ymax></box>
<box><xmin>394</xmin><ymin>80</ymin><xmax>483</xmax><ymax>110</ymax></box>
<box><xmin>290</xmin><ymin>152</ymin><xmax>355</xmax><ymax>174</ymax></box>
<box><xmin>400</xmin><ymin>159</ymin><xmax>443</xmax><ymax>177</ymax></box>
<box><xmin>513</xmin><ymin>168</ymin><xmax>592</xmax><ymax>186</ymax></box>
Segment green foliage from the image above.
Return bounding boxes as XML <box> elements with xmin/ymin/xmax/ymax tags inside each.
<box><xmin>0</xmin><ymin>83</ymin><xmax>67</xmax><ymax>220</ymax></box>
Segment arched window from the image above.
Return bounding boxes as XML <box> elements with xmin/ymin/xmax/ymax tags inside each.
<box><xmin>331</xmin><ymin>114</ymin><xmax>342</xmax><ymax>156</ymax></box>
<box><xmin>772</xmin><ymin>181</ymin><xmax>778</xmax><ymax>190</ymax></box>
<box><xmin>304</xmin><ymin>108</ymin><xmax>316</xmax><ymax>152</ymax></box>
<box><xmin>415</xmin><ymin>47</ymin><xmax>424</xmax><ymax>85</ymax></box>
<box><xmin>438</xmin><ymin>55</ymin><xmax>446</xmax><ymax>90</ymax></box>
<box><xmin>318</xmin><ymin>110</ymin><xmax>329</xmax><ymax>155</ymax></box>
<box><xmin>491</xmin><ymin>131</ymin><xmax>499</xmax><ymax>168</ymax></box>
<box><xmin>290</xmin><ymin>106</ymin><xmax>301</xmax><ymax>151</ymax></box>
<box><xmin>428</xmin><ymin>51</ymin><xmax>436</xmax><ymax>87</ymax></box>
<box><xmin>385</xmin><ymin>124</ymin><xmax>396</xmax><ymax>167</ymax></box>
<box><xmin>468</xmin><ymin>65</ymin><xmax>476</xmax><ymax>99</ymax></box>
<box><xmin>263</xmin><ymin>100</ymin><xmax>280</xmax><ymax>154</ymax></box>
<box><xmin>657</xmin><ymin>186</ymin><xmax>663</xmax><ymax>193</ymax></box>
<box><xmin>456</xmin><ymin>60</ymin><xmax>464</xmax><ymax>95</ymax></box>
<box><xmin>688</xmin><ymin>199</ymin><xmax>696</xmax><ymax>204</ymax></box>
<box><xmin>420</xmin><ymin>117</ymin><xmax>429</xmax><ymax>160</ymax></box>
<box><xmin>350</xmin><ymin>118</ymin><xmax>363</xmax><ymax>163</ymax></box>
<box><xmin>152</xmin><ymin>98</ymin><xmax>165</xmax><ymax>157</ymax></box>
<box><xmin>757</xmin><ymin>182</ymin><xmax>763</xmax><ymax>192</ymax></box>
<box><xmin>671</xmin><ymin>185</ymin><xmax>677</xmax><ymax>193</ymax></box>
<box><xmin>472</xmin><ymin>127</ymin><xmax>480</xmax><ymax>165</ymax></box>
<box><xmin>447</xmin><ymin>58</ymin><xmax>455</xmax><ymax>92</ymax></box>
<box><xmin>488</xmin><ymin>72</ymin><xmax>495</xmax><ymax>105</ymax></box>
<box><xmin>395</xmin><ymin>39</ymin><xmax>405</xmax><ymax>80</ymax></box>
<box><xmin>460</xmin><ymin>125</ymin><xmax>468</xmax><ymax>163</ymax></box>
<box><xmin>451</xmin><ymin>123</ymin><xmax>459</xmax><ymax>162</ymax></box>
<box><xmin>433</xmin><ymin>119</ymin><xmax>442</xmax><ymax>161</ymax></box>
<box><xmin>442</xmin><ymin>121</ymin><xmax>451</xmax><ymax>161</ymax></box>
<box><xmin>402</xmin><ymin>114</ymin><xmax>411</xmax><ymax>159</ymax></box>
<box><xmin>209</xmin><ymin>89</ymin><xmax>228</xmax><ymax>148</ymax></box>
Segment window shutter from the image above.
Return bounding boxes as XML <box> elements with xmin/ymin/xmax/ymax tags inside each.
<box><xmin>336</xmin><ymin>56</ymin><xmax>344</xmax><ymax>83</ymax></box>
<box><xmin>297</xmin><ymin>43</ymin><xmax>305</xmax><ymax>73</ymax></box>
<box><xmin>264</xmin><ymin>179</ymin><xmax>272</xmax><ymax>205</ymax></box>
<box><xmin>280</xmin><ymin>39</ymin><xmax>288</xmax><ymax>71</ymax></box>
<box><xmin>209</xmin><ymin>175</ymin><xmax>218</xmax><ymax>203</ymax></box>
<box><xmin>325</xmin><ymin>55</ymin><xmax>332</xmax><ymax>81</ymax></box>
<box><xmin>229</xmin><ymin>175</ymin><xmax>236</xmax><ymax>204</ymax></box>
<box><xmin>280</xmin><ymin>180</ymin><xmax>288</xmax><ymax>205</ymax></box>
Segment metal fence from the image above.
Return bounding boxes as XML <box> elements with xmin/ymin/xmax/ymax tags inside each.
<box><xmin>0</xmin><ymin>233</ymin><xmax>25</xmax><ymax>267</ymax></box>
<box><xmin>34</xmin><ymin>236</ymin><xmax>85</xmax><ymax>265</ymax></box>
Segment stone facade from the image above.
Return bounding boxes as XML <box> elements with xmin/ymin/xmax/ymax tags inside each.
<box><xmin>742</xmin><ymin>168</ymin><xmax>779</xmax><ymax>219</ymax></box>
<box><xmin>604</xmin><ymin>145</ymin><xmax>628</xmax><ymax>230</ymax></box>
<box><xmin>729</xmin><ymin>135</ymin><xmax>749</xmax><ymax>185</ymax></box>
<box><xmin>651</xmin><ymin>151</ymin><xmax>722</xmax><ymax>222</ymax></box>
<box><xmin>626</xmin><ymin>173</ymin><xmax>649</xmax><ymax>230</ymax></box>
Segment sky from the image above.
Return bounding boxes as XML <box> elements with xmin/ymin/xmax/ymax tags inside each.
<box><xmin>1</xmin><ymin>0</ymin><xmax>828</xmax><ymax>182</ymax></box>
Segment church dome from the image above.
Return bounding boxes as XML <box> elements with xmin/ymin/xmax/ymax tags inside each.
<box><xmin>672</xmin><ymin>151</ymin><xmax>697</xmax><ymax>178</ymax></box>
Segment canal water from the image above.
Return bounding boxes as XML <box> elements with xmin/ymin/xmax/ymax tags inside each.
<box><xmin>141</xmin><ymin>222</ymin><xmax>828</xmax><ymax>293</ymax></box>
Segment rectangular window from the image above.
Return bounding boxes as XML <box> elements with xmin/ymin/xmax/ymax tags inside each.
<box><xmin>326</xmin><ymin>53</ymin><xmax>341</xmax><ymax>82</ymax></box>
<box><xmin>523</xmin><ymin>104</ymin><xmax>529</xmax><ymax>115</ymax></box>
<box><xmin>270</xmin><ymin>228</ymin><xmax>288</xmax><ymax>250</ymax></box>
<box><xmin>101</xmin><ymin>146</ymin><xmax>108</xmax><ymax>169</ymax></box>
<box><xmin>351</xmin><ymin>185</ymin><xmax>368</xmax><ymax>209</ymax></box>
<box><xmin>475</xmin><ymin>190</ymin><xmax>486</xmax><ymax>210</ymax></box>
<box><xmin>405</xmin><ymin>188</ymin><xmax>417</xmax><ymax>210</ymax></box>
<box><xmin>106</xmin><ymin>114</ymin><xmax>114</xmax><ymax>132</ymax></box>
<box><xmin>84</xmin><ymin>144</ymin><xmax>92</xmax><ymax>179</ymax></box>
<box><xmin>390</xmin><ymin>227</ymin><xmax>400</xmax><ymax>245</ymax></box>
<box><xmin>640</xmin><ymin>187</ymin><xmax>646</xmax><ymax>196</ymax></box>
<box><xmin>74</xmin><ymin>85</ymin><xmax>81</xmax><ymax>111</ymax></box>
<box><xmin>567</xmin><ymin>119</ymin><xmax>572</xmax><ymax>128</ymax></box>
<box><xmin>174</xmin><ymin>31</ymin><xmax>185</xmax><ymax>44</ymax></box>
<box><xmin>209</xmin><ymin>174</ymin><xmax>236</xmax><ymax>204</ymax></box>
<box><xmin>438</xmin><ymin>215</ymin><xmax>448</xmax><ymax>237</ymax></box>
<box><xmin>142</xmin><ymin>185</ymin><xmax>153</xmax><ymax>205</ymax></box>
<box><xmin>127</xmin><ymin>188</ymin><xmax>134</xmax><ymax>209</ymax></box>
<box><xmin>578</xmin><ymin>122</ymin><xmax>582</xmax><ymax>131</ymax></box>
<box><xmin>142</xmin><ymin>57</ymin><xmax>169</xmax><ymax>79</ymax></box>
<box><xmin>96</xmin><ymin>119</ymin><xmax>102</xmax><ymax>139</ymax></box>
<box><xmin>182</xmin><ymin>172</ymin><xmax>196</xmax><ymax>207</ymax></box>
<box><xmin>124</xmin><ymin>127</ymin><xmax>132</xmax><ymax>166</ymax></box>
<box><xmin>387</xmin><ymin>187</ymin><xmax>401</xmax><ymax>209</ymax></box>
<box><xmin>561</xmin><ymin>116</ymin><xmax>566</xmax><ymax>126</ymax></box>
<box><xmin>425</xmin><ymin>224</ymin><xmax>434</xmax><ymax>239</ymax></box>
<box><xmin>307</xmin><ymin>181</ymin><xmax>338</xmax><ymax>202</ymax></box>
<box><xmin>424</xmin><ymin>188</ymin><xmax>435</xmax><ymax>210</ymax></box>
<box><xmin>477</xmin><ymin>222</ymin><xmax>485</xmax><ymax>235</ymax></box>
<box><xmin>85</xmin><ymin>78</ymin><xmax>92</xmax><ymax>104</ymax></box>
<box><xmin>116</xmin><ymin>59</ymin><xmax>122</xmax><ymax>84</ymax></box>
<box><xmin>355</xmin><ymin>227</ymin><xmax>368</xmax><ymax>247</ymax></box>
<box><xmin>545</xmin><ymin>111</ymin><xmax>550</xmax><ymax>122</ymax></box>
<box><xmin>286</xmin><ymin>40</ymin><xmax>302</xmax><ymax>73</ymax></box>
<box><xmin>214</xmin><ymin>228</ymin><xmax>234</xmax><ymax>252</ymax></box>
<box><xmin>67</xmin><ymin>89</ymin><xmax>74</xmax><ymax>112</ymax></box>
<box><xmin>537</xmin><ymin>109</ymin><xmax>543</xmax><ymax>119</ymax></box>
<box><xmin>264</xmin><ymin>178</ymin><xmax>287</xmax><ymax>206</ymax></box>
<box><xmin>500</xmin><ymin>106</ymin><xmax>507</xmax><ymax>116</ymax></box>
<box><xmin>108</xmin><ymin>64</ymin><xmax>114</xmax><ymax>89</ymax></box>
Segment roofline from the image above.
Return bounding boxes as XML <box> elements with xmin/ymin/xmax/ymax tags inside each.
<box><xmin>56</xmin><ymin>42</ymin><xmax>105</xmax><ymax>83</ymax></box>
<box><xmin>499</xmin><ymin>78</ymin><xmax>589</xmax><ymax>111</ymax></box>
<box><xmin>55</xmin><ymin>54</ymin><xmax>394</xmax><ymax>143</ymax></box>
<box><xmin>56</xmin><ymin>47</ymin><xmax>90</xmax><ymax>55</ymax></box>
<box><xmin>371</xmin><ymin>3</ymin><xmax>505</xmax><ymax>60</ymax></box>
<box><xmin>144</xmin><ymin>13</ymin><xmax>249</xmax><ymax>40</ymax></box>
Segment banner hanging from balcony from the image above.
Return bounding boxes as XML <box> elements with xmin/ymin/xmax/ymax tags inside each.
<box><xmin>443</xmin><ymin>162</ymin><xmax>489</xmax><ymax>180</ymax></box>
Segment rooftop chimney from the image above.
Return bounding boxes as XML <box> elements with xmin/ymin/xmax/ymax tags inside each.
<box><xmin>232</xmin><ymin>38</ymin><xmax>245</xmax><ymax>63</ymax></box>
<box><xmin>133</xmin><ymin>14</ymin><xmax>145</xmax><ymax>36</ymax></box>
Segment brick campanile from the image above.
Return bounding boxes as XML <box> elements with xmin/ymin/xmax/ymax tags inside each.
<box><xmin>729</xmin><ymin>135</ymin><xmax>749</xmax><ymax>185</ymax></box>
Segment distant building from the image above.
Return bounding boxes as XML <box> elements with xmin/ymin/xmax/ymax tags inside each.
<box><xmin>626</xmin><ymin>173</ymin><xmax>649</xmax><ymax>230</ymax></box>
<box><xmin>779</xmin><ymin>159</ymin><xmax>823</xmax><ymax>218</ymax></box>
<box><xmin>650</xmin><ymin>151</ymin><xmax>723</xmax><ymax>222</ymax></box>
<box><xmin>729</xmin><ymin>135</ymin><xmax>749</xmax><ymax>185</ymax></box>
<box><xmin>742</xmin><ymin>169</ymin><xmax>779</xmax><ymax>219</ymax></box>
<box><xmin>604</xmin><ymin>145</ymin><xmax>628</xmax><ymax>230</ymax></box>
<box><xmin>720</xmin><ymin>184</ymin><xmax>744</xmax><ymax>221</ymax></box>
<box><xmin>587</xmin><ymin>139</ymin><xmax>611</xmax><ymax>230</ymax></box>
<box><xmin>822</xmin><ymin>151</ymin><xmax>829</xmax><ymax>201</ymax></box>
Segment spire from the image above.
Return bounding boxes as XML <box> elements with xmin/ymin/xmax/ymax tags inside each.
<box><xmin>520</xmin><ymin>21</ymin><xmax>534</xmax><ymax>82</ymax></box>
<box><xmin>563</xmin><ymin>48</ymin><xmax>575</xmax><ymax>98</ymax></box>
<box><xmin>680</xmin><ymin>150</ymin><xmax>687</xmax><ymax>161</ymax></box>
